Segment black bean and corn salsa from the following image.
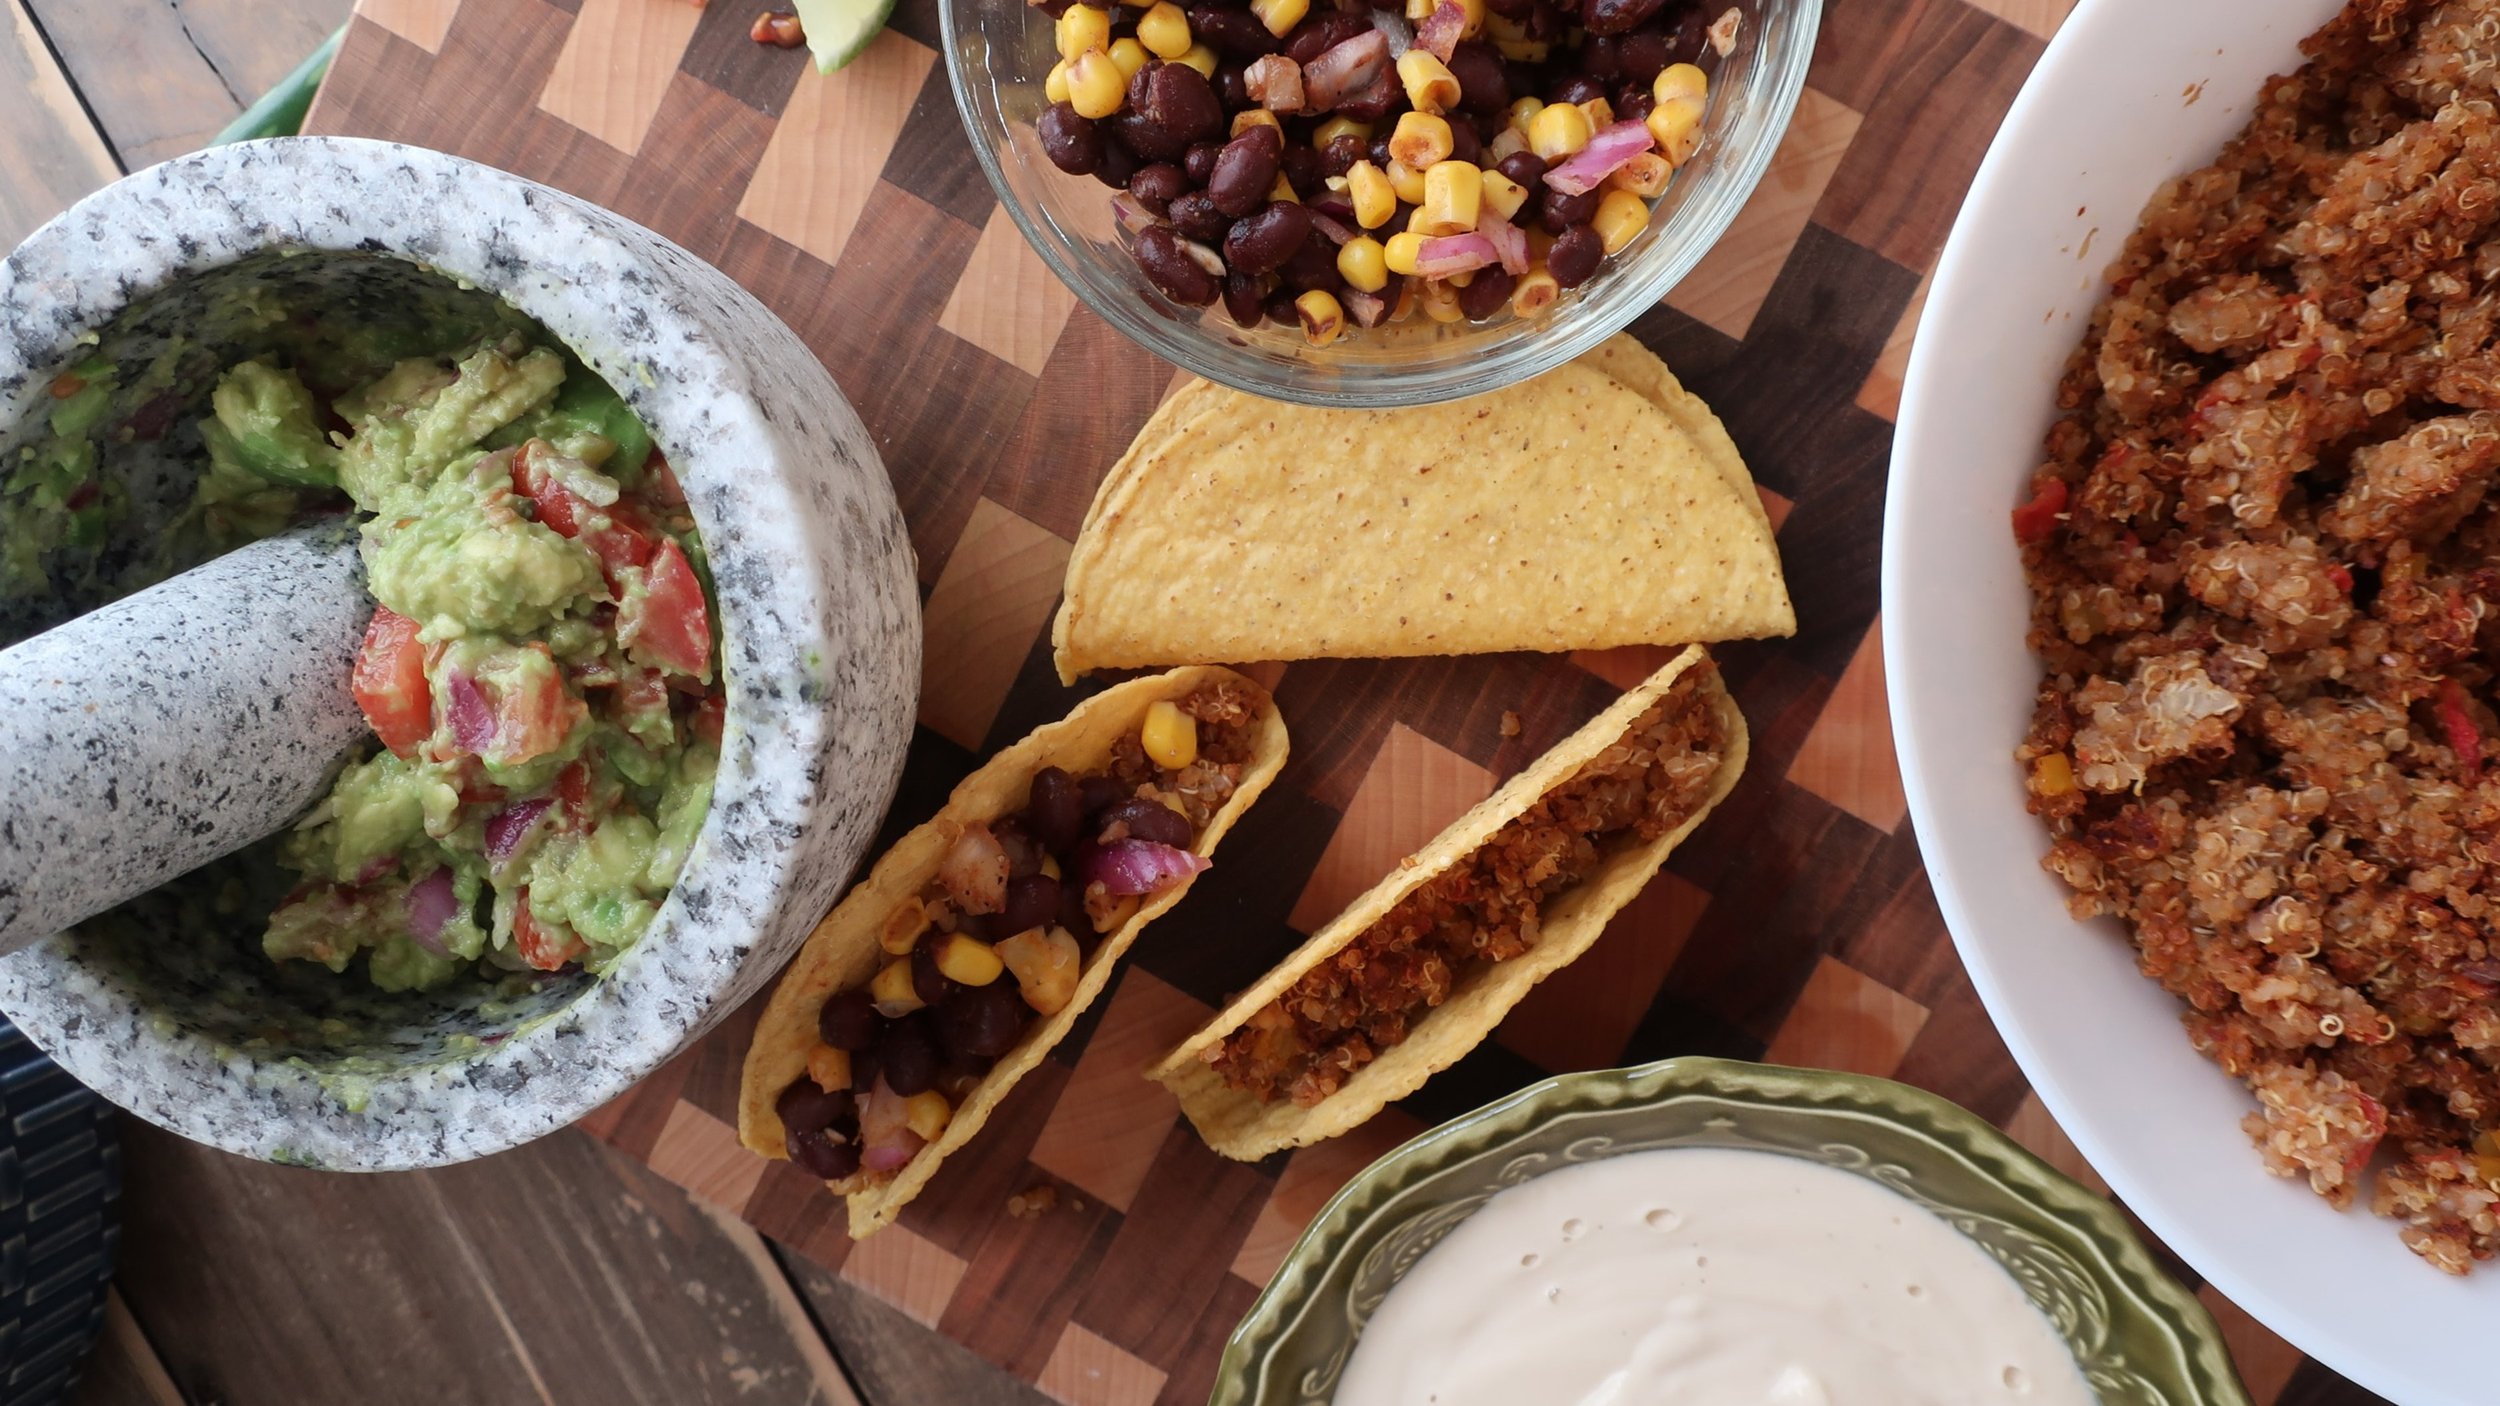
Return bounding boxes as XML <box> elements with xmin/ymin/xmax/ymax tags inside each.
<box><xmin>1029</xmin><ymin>0</ymin><xmax>1739</xmax><ymax>342</ymax></box>
<box><xmin>775</xmin><ymin>683</ymin><xmax>1263</xmax><ymax>1181</ymax></box>
<box><xmin>1205</xmin><ymin>660</ymin><xmax>1726</xmax><ymax>1104</ymax></box>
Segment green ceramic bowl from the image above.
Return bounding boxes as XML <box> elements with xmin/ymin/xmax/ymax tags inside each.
<box><xmin>1216</xmin><ymin>1056</ymin><xmax>2250</xmax><ymax>1406</ymax></box>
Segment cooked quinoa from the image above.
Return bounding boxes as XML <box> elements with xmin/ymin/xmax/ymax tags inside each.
<box><xmin>2017</xmin><ymin>0</ymin><xmax>2500</xmax><ymax>1274</ymax></box>
<box><xmin>1206</xmin><ymin>663</ymin><xmax>1727</xmax><ymax>1108</ymax></box>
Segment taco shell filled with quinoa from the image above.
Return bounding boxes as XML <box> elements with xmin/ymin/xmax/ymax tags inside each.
<box><xmin>740</xmin><ymin>667</ymin><xmax>1288</xmax><ymax>1237</ymax></box>
<box><xmin>1152</xmin><ymin>646</ymin><xmax>1744</xmax><ymax>1162</ymax></box>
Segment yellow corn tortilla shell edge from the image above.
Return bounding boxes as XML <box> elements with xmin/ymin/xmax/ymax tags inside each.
<box><xmin>1580</xmin><ymin>332</ymin><xmax>1774</xmax><ymax>538</ymax></box>
<box><xmin>1147</xmin><ymin>645</ymin><xmax>1747</xmax><ymax>1161</ymax></box>
<box><xmin>737</xmin><ymin>666</ymin><xmax>1290</xmax><ymax>1236</ymax></box>
<box><xmin>1054</xmin><ymin>382</ymin><xmax>1233</xmax><ymax>685</ymax></box>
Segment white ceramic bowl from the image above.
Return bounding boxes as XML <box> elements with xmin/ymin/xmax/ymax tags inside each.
<box><xmin>1887</xmin><ymin>2</ymin><xmax>2495</xmax><ymax>1401</ymax></box>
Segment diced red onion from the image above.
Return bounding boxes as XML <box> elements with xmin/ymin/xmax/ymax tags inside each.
<box><xmin>1309</xmin><ymin>191</ymin><xmax>1357</xmax><ymax>223</ymax></box>
<box><xmin>404</xmin><ymin>868</ymin><xmax>459</xmax><ymax>957</ymax></box>
<box><xmin>1309</xmin><ymin>210</ymin><xmax>1360</xmax><ymax>246</ymax></box>
<box><xmin>1414</xmin><ymin>232</ymin><xmax>1499</xmax><ymax>278</ymax></box>
<box><xmin>1303</xmin><ymin>30</ymin><xmax>1388</xmax><ymax>112</ymax></box>
<box><xmin>1480</xmin><ymin>212</ymin><xmax>1530</xmax><ymax>275</ymax></box>
<box><xmin>1415</xmin><ymin>0</ymin><xmax>1464</xmax><ymax>61</ymax></box>
<box><xmin>484</xmin><ymin>796</ymin><xmax>556</xmax><ymax>878</ymax></box>
<box><xmin>445</xmin><ymin>670</ymin><xmax>495</xmax><ymax>755</ymax></box>
<box><xmin>1344</xmin><ymin>289</ymin><xmax>1389</xmax><ymax>327</ymax></box>
<box><xmin>1542</xmin><ymin>120</ymin><xmax>1657</xmax><ymax>196</ymax></box>
<box><xmin>1082</xmin><ymin>838</ymin><xmax>1211</xmax><ymax>897</ymax></box>
<box><xmin>1367</xmin><ymin>7</ymin><xmax>1412</xmax><ymax>58</ymax></box>
<box><xmin>857</xmin><ymin>1079</ymin><xmax>924</xmax><ymax>1173</ymax></box>
<box><xmin>1245</xmin><ymin>54</ymin><xmax>1305</xmax><ymax>112</ymax></box>
<box><xmin>354</xmin><ymin>853</ymin><xmax>400</xmax><ymax>886</ymax></box>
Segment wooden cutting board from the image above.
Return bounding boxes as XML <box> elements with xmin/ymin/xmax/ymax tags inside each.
<box><xmin>302</xmin><ymin>3</ymin><xmax>2371</xmax><ymax>1402</ymax></box>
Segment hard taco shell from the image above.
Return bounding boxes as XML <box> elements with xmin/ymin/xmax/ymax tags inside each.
<box><xmin>1149</xmin><ymin>646</ymin><xmax>1745</xmax><ymax>1161</ymax></box>
<box><xmin>739</xmin><ymin>666</ymin><xmax>1289</xmax><ymax>1236</ymax></box>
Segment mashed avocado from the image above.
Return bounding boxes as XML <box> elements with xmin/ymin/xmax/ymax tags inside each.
<box><xmin>3</xmin><ymin>289</ymin><xmax>723</xmax><ymax>993</ymax></box>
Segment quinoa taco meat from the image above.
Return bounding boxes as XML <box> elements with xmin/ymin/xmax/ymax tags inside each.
<box><xmin>740</xmin><ymin>668</ymin><xmax>1287</xmax><ymax>1237</ymax></box>
<box><xmin>1152</xmin><ymin>646</ymin><xmax>1742</xmax><ymax>1161</ymax></box>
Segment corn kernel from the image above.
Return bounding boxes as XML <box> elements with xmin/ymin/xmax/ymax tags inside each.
<box><xmin>1396</xmin><ymin>50</ymin><xmax>1462</xmax><ymax>115</ymax></box>
<box><xmin>1604</xmin><ymin>150</ymin><xmax>1672</xmax><ymax>198</ymax></box>
<box><xmin>1108</xmin><ymin>36</ymin><xmax>1150</xmax><ymax>77</ymax></box>
<box><xmin>1480</xmin><ymin>167</ymin><xmax>1529</xmax><ymax>221</ymax></box>
<box><xmin>1388</xmin><ymin>276</ymin><xmax>1419</xmax><ymax>321</ymax></box>
<box><xmin>1056</xmin><ymin>3</ymin><xmax>1111</xmax><ymax>61</ymax></box>
<box><xmin>1416</xmin><ymin>159</ymin><xmax>1482</xmax><ymax>235</ymax></box>
<box><xmin>2033</xmin><ymin>752</ymin><xmax>2077</xmax><ymax>797</ymax></box>
<box><xmin>1314</xmin><ymin>115</ymin><xmax>1374</xmax><ymax>149</ymax></box>
<box><xmin>1137</xmin><ymin>1</ymin><xmax>1192</xmax><ymax>57</ymax></box>
<box><xmin>1232</xmin><ymin>107</ymin><xmax>1282</xmax><ymax>137</ymax></box>
<box><xmin>1250</xmin><ymin>0</ymin><xmax>1306</xmax><ymax>37</ymax></box>
<box><xmin>1506</xmin><ymin>97</ymin><xmax>1544</xmax><ymax>134</ymax></box>
<box><xmin>808</xmin><ymin>1043</ymin><xmax>852</xmax><ymax>1092</ymax></box>
<box><xmin>1405</xmin><ymin>0</ymin><xmax>1433</xmax><ymax>17</ymax></box>
<box><xmin>1528</xmin><ymin>100</ymin><xmax>1592</xmax><ymax>160</ymax></box>
<box><xmin>1297</xmin><ymin>289</ymin><xmax>1346</xmax><ymax>346</ymax></box>
<box><xmin>1494</xmin><ymin>36</ymin><xmax>1547</xmax><ymax>61</ymax></box>
<box><xmin>1388</xmin><ymin>112</ymin><xmax>1453</xmax><ymax>170</ymax></box>
<box><xmin>997</xmin><ymin>927</ymin><xmax>1082</xmax><ymax>1013</ymax></box>
<box><xmin>1445</xmin><ymin>267</ymin><xmax>1475</xmax><ymax>288</ymax></box>
<box><xmin>1142</xmin><ymin>699</ymin><xmax>1199</xmax><ymax>769</ymax></box>
<box><xmin>1383</xmin><ymin>229</ymin><xmax>1427</xmax><ymax>275</ymax></box>
<box><xmin>868</xmin><ymin>957</ymin><xmax>923</xmax><ymax>1016</ymax></box>
<box><xmin>1040</xmin><ymin>852</ymin><xmax>1062</xmax><ymax>881</ymax></box>
<box><xmin>1348</xmin><ymin>161</ymin><xmax>1397</xmax><ymax>228</ymax></box>
<box><xmin>1270</xmin><ymin>172</ymin><xmax>1299</xmax><ymax>203</ymax></box>
<box><xmin>1385</xmin><ymin>156</ymin><xmax>1427</xmax><ymax>204</ymax></box>
<box><xmin>903</xmin><ymin>1090</ymin><xmax>953</xmax><ymax>1141</ymax></box>
<box><xmin>1510</xmin><ymin>267</ymin><xmax>1560</xmax><ymax>316</ymax></box>
<box><xmin>1325</xmin><ymin>174</ymin><xmax>1350</xmax><ymax>192</ymax></box>
<box><xmin>1453</xmin><ymin>0</ymin><xmax>1485</xmax><ymax>33</ymax></box>
<box><xmin>1337</xmin><ymin>235</ymin><xmax>1390</xmax><ymax>292</ymax></box>
<box><xmin>1065</xmin><ymin>49</ymin><xmax>1127</xmax><ymax>118</ymax></box>
<box><xmin>1484</xmin><ymin>10</ymin><xmax>1525</xmax><ymax>40</ymax></box>
<box><xmin>1044</xmin><ymin>59</ymin><xmax>1071</xmax><ymax>103</ymax></box>
<box><xmin>1653</xmin><ymin>61</ymin><xmax>1707</xmax><ymax>106</ymax></box>
<box><xmin>1486</xmin><ymin>125</ymin><xmax>1528</xmax><ymax>163</ymax></box>
<box><xmin>1592</xmin><ymin>188</ymin><xmax>1649</xmax><ymax>254</ymax></box>
<box><xmin>1579</xmin><ymin>96</ymin><xmax>1614</xmax><ymax>130</ymax></box>
<box><xmin>1420</xmin><ymin>278</ymin><xmax>1465</xmax><ymax>322</ymax></box>
<box><xmin>879</xmin><ymin>895</ymin><xmax>928</xmax><ymax>955</ymax></box>
<box><xmin>933</xmin><ymin>932</ymin><xmax>1007</xmax><ymax>985</ymax></box>
<box><xmin>1648</xmin><ymin>95</ymin><xmax>1703</xmax><ymax>165</ymax></box>
<box><xmin>1177</xmin><ymin>41</ymin><xmax>1219</xmax><ymax>75</ymax></box>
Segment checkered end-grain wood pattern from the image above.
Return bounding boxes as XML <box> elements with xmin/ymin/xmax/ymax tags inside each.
<box><xmin>305</xmin><ymin>3</ymin><xmax>2384</xmax><ymax>1401</ymax></box>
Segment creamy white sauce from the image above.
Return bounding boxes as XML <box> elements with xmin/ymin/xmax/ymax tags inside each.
<box><xmin>1334</xmin><ymin>1148</ymin><xmax>2097</xmax><ymax>1406</ymax></box>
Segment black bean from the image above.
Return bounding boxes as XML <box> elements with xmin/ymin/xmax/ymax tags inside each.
<box><xmin>1184</xmin><ymin>140</ymin><xmax>1225</xmax><ymax>185</ymax></box>
<box><xmin>1112</xmin><ymin>109</ymin><xmax>1191</xmax><ymax>162</ymax></box>
<box><xmin>1495</xmin><ymin>151</ymin><xmax>1548</xmax><ymax>196</ymax></box>
<box><xmin>1281</xmin><ymin>142</ymin><xmax>1322</xmax><ymax>196</ymax></box>
<box><xmin>994</xmin><ymin>814</ymin><xmax>1046</xmax><ymax>879</ymax></box>
<box><xmin>1279</xmin><ymin>230</ymin><xmax>1343</xmax><ymax>293</ymax></box>
<box><xmin>1134</xmin><ymin>224</ymin><xmax>1222</xmax><ymax>303</ymax></box>
<box><xmin>1584</xmin><ymin>0</ymin><xmax>1665</xmax><ymax>35</ymax></box>
<box><xmin>1099</xmin><ymin>796</ymin><xmax>1195</xmax><ymax>847</ymax></box>
<box><xmin>1223</xmin><ymin>200</ymin><xmax>1312</xmax><ymax>275</ymax></box>
<box><xmin>1369</xmin><ymin>136</ymin><xmax>1394</xmax><ymax>168</ymax></box>
<box><xmin>787</xmin><ymin>1125</ymin><xmax>861</xmax><ymax>1180</ymax></box>
<box><xmin>1209</xmin><ymin>124</ymin><xmax>1284</xmax><ymax>216</ymax></box>
<box><xmin>1078</xmin><ymin>774</ymin><xmax>1130</xmax><ymax>821</ymax></box>
<box><xmin>1000</xmin><ymin>873</ymin><xmax>1062</xmax><ymax>936</ymax></box>
<box><xmin>1526</xmin><ymin>1</ymin><xmax>1566</xmax><ymax>41</ymax></box>
<box><xmin>1548</xmin><ymin>223</ymin><xmax>1603</xmax><ymax>286</ymax></box>
<box><xmin>1139</xmin><ymin>60</ymin><xmax>1226</xmax><ymax>145</ymax></box>
<box><xmin>777</xmin><ymin>1078</ymin><xmax>852</xmax><ymax>1136</ymax></box>
<box><xmin>1224</xmin><ymin>270</ymin><xmax>1268</xmax><ymax>327</ymax></box>
<box><xmin>1617</xmin><ymin>24</ymin><xmax>1671</xmax><ymax>83</ymax></box>
<box><xmin>882</xmin><ymin>1013</ymin><xmax>940</xmax><ymax>1096</ymax></box>
<box><xmin>1263</xmin><ymin>288</ymin><xmax>1301</xmax><ymax>326</ymax></box>
<box><xmin>1168</xmin><ymin>189</ymin><xmax>1234</xmax><ymax>241</ymax></box>
<box><xmin>1376</xmin><ymin>202</ymin><xmax>1411</xmax><ymax>236</ymax></box>
<box><xmin>1614</xmin><ymin>87</ymin><xmax>1654</xmax><ymax>124</ymax></box>
<box><xmin>1129</xmin><ymin>161</ymin><xmax>1191</xmax><ymax>215</ymax></box>
<box><xmin>849</xmin><ymin>1043</ymin><xmax>882</xmax><ymax>1094</ymax></box>
<box><xmin>1540</xmin><ymin>185</ymin><xmax>1598</xmax><ymax>233</ymax></box>
<box><xmin>936</xmin><ymin>982</ymin><xmax>1028</xmax><ymax>1062</ymax></box>
<box><xmin>955</xmin><ymin>909</ymin><xmax>1000</xmax><ymax>942</ymax></box>
<box><xmin>1218</xmin><ymin>62</ymin><xmax>1251</xmax><ymax>109</ymax></box>
<box><xmin>1094</xmin><ymin>133</ymin><xmax>1143</xmax><ymax>189</ymax></box>
<box><xmin>1662</xmin><ymin>3</ymin><xmax>1707</xmax><ymax>64</ymax></box>
<box><xmin>1336</xmin><ymin>79</ymin><xmax>1398</xmax><ymax>123</ymax></box>
<box><xmin>1485</xmin><ymin>0</ymin><xmax>1531</xmax><ymax>19</ymax></box>
<box><xmin>911</xmin><ymin>943</ymin><xmax>957</xmax><ymax>1008</ymax></box>
<box><xmin>1458</xmin><ymin>266</ymin><xmax>1518</xmax><ymax>319</ymax></box>
<box><xmin>1038</xmin><ymin>102</ymin><xmax>1104</xmax><ymax>175</ymax></box>
<box><xmin>1447</xmin><ymin>42</ymin><xmax>1509</xmax><ymax>113</ymax></box>
<box><xmin>1191</xmin><ymin>5</ymin><xmax>1279</xmax><ymax>58</ymax></box>
<box><xmin>818</xmin><ymin>989</ymin><xmax>881</xmax><ymax>1050</ymax></box>
<box><xmin>1446</xmin><ymin>117</ymin><xmax>1482</xmax><ymax>166</ymax></box>
<box><xmin>1549</xmin><ymin>73</ymin><xmax>1605</xmax><ymax>105</ymax></box>
<box><xmin>1321</xmin><ymin>133</ymin><xmax>1367</xmax><ymax>177</ymax></box>
<box><xmin>1583</xmin><ymin>34</ymin><xmax>1622</xmax><ymax>78</ymax></box>
<box><xmin>1027</xmin><ymin>766</ymin><xmax>1085</xmax><ymax>855</ymax></box>
<box><xmin>1034</xmin><ymin>0</ymin><xmax>1074</xmax><ymax>15</ymax></box>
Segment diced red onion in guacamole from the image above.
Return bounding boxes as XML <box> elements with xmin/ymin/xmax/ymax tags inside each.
<box><xmin>404</xmin><ymin>868</ymin><xmax>460</xmax><ymax>957</ymax></box>
<box><xmin>445</xmin><ymin>671</ymin><xmax>495</xmax><ymax>755</ymax></box>
<box><xmin>484</xmin><ymin>797</ymin><xmax>556</xmax><ymax>879</ymax></box>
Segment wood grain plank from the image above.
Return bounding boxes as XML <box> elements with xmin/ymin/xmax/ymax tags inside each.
<box><xmin>21</xmin><ymin>0</ymin><xmax>298</xmax><ymax>169</ymax></box>
<box><xmin>166</xmin><ymin>0</ymin><xmax>352</xmax><ymax>92</ymax></box>
<box><xmin>110</xmin><ymin>1124</ymin><xmax>857</xmax><ymax>1406</ymax></box>
<box><xmin>736</xmin><ymin>29</ymin><xmax>937</xmax><ymax>268</ymax></box>
<box><xmin>941</xmin><ymin>206</ymin><xmax>1082</xmax><ymax>377</ymax></box>
<box><xmin>920</xmin><ymin>498</ymin><xmax>1075</xmax><ymax>750</ymax></box>
<box><xmin>537</xmin><ymin>0</ymin><xmax>706</xmax><ymax>155</ymax></box>
<box><xmin>1784</xmin><ymin>610</ymin><xmax>1906</xmax><ymax>832</ymax></box>
<box><xmin>781</xmin><ymin>1241</ymin><xmax>1053</xmax><ymax>1406</ymax></box>
<box><xmin>1665</xmin><ymin>87</ymin><xmax>1861</xmax><ymax>340</ymax></box>
<box><xmin>66</xmin><ymin>1291</ymin><xmax>184</xmax><ymax>1406</ymax></box>
<box><xmin>358</xmin><ymin>0</ymin><xmax>460</xmax><ymax>52</ymax></box>
<box><xmin>1036</xmin><ymin>1323</ymin><xmax>1167</xmax><ymax>1406</ymax></box>
<box><xmin>1027</xmin><ymin>970</ymin><xmax>1208</xmax><ymax>1214</ymax></box>
<box><xmin>0</xmin><ymin>0</ymin><xmax>121</xmax><ymax>249</ymax></box>
<box><xmin>1287</xmin><ymin>723</ymin><xmax>1492</xmax><ymax>934</ymax></box>
<box><xmin>2199</xmin><ymin>1284</ymin><xmax>2305</xmax><ymax>1406</ymax></box>
<box><xmin>1964</xmin><ymin>0</ymin><xmax>2075</xmax><ymax>40</ymax></box>
<box><xmin>1760</xmin><ymin>954</ymin><xmax>1930</xmax><ymax>1077</ymax></box>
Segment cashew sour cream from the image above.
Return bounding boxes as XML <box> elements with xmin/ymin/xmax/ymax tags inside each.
<box><xmin>1333</xmin><ymin>1148</ymin><xmax>2097</xmax><ymax>1406</ymax></box>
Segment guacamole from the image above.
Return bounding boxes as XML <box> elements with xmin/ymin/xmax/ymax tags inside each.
<box><xmin>3</xmin><ymin>292</ymin><xmax>723</xmax><ymax>993</ymax></box>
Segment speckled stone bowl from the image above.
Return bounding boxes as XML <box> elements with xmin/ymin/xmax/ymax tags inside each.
<box><xmin>0</xmin><ymin>138</ymin><xmax>920</xmax><ymax>1168</ymax></box>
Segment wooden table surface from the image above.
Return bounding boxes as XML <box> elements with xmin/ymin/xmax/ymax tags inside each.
<box><xmin>0</xmin><ymin>2</ymin><xmax>2401</xmax><ymax>1405</ymax></box>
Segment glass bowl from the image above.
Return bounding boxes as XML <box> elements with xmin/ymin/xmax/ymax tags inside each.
<box><xmin>1215</xmin><ymin>1057</ymin><xmax>2250</xmax><ymax>1406</ymax></box>
<box><xmin>940</xmin><ymin>0</ymin><xmax>1820</xmax><ymax>407</ymax></box>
